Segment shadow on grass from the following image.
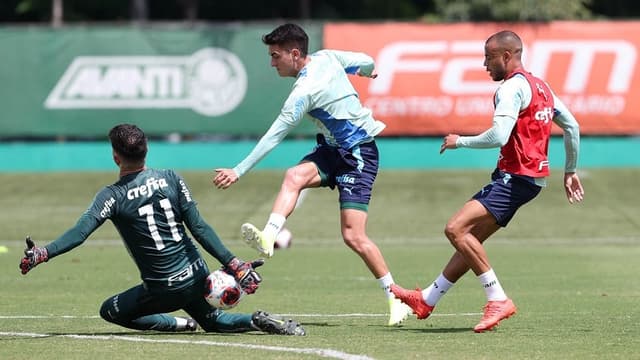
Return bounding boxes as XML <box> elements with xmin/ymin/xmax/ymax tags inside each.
<box><xmin>297</xmin><ymin>321</ymin><xmax>335</xmax><ymax>327</ymax></box>
<box><xmin>378</xmin><ymin>326</ymin><xmax>471</xmax><ymax>334</ymax></box>
<box><xmin>20</xmin><ymin>329</ymin><xmax>318</xmax><ymax>337</ymax></box>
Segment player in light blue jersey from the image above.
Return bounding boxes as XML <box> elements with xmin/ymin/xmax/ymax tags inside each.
<box><xmin>213</xmin><ymin>23</ymin><xmax>411</xmax><ymax>326</ymax></box>
<box><xmin>20</xmin><ymin>124</ymin><xmax>305</xmax><ymax>336</ymax></box>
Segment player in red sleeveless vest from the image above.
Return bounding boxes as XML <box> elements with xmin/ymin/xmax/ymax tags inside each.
<box><xmin>391</xmin><ymin>30</ymin><xmax>584</xmax><ymax>333</ymax></box>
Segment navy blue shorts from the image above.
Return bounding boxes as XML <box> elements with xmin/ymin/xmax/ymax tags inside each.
<box><xmin>473</xmin><ymin>169</ymin><xmax>542</xmax><ymax>227</ymax></box>
<box><xmin>302</xmin><ymin>134</ymin><xmax>379</xmax><ymax>211</ymax></box>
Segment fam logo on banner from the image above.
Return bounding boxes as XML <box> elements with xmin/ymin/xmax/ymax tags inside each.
<box><xmin>45</xmin><ymin>48</ymin><xmax>247</xmax><ymax>117</ymax></box>
<box><xmin>325</xmin><ymin>22</ymin><xmax>640</xmax><ymax>135</ymax></box>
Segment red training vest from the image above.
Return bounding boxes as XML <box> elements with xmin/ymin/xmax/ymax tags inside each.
<box><xmin>497</xmin><ymin>69</ymin><xmax>554</xmax><ymax>177</ymax></box>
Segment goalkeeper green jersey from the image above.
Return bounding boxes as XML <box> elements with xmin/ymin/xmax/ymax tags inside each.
<box><xmin>45</xmin><ymin>168</ymin><xmax>234</xmax><ymax>291</ymax></box>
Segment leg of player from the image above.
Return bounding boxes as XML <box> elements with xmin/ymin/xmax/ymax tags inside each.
<box><xmin>99</xmin><ymin>285</ymin><xmax>197</xmax><ymax>332</ymax></box>
<box><xmin>274</xmin><ymin>187</ymin><xmax>309</xmax><ymax>249</ymax></box>
<box><xmin>241</xmin><ymin>163</ymin><xmax>319</xmax><ymax>258</ymax></box>
<box><xmin>392</xmin><ymin>202</ymin><xmax>512</xmax><ymax>330</ymax></box>
<box><xmin>390</xmin><ymin>272</ymin><xmax>452</xmax><ymax>320</ymax></box>
<box><xmin>340</xmin><ymin>208</ymin><xmax>411</xmax><ymax>326</ymax></box>
<box><xmin>391</xmin><ymin>250</ymin><xmax>476</xmax><ymax>320</ymax></box>
<box><xmin>274</xmin><ymin>188</ymin><xmax>309</xmax><ymax>249</ymax></box>
<box><xmin>185</xmin><ymin>295</ymin><xmax>305</xmax><ymax>335</ymax></box>
<box><xmin>444</xmin><ymin>200</ymin><xmax>515</xmax><ymax>332</ymax></box>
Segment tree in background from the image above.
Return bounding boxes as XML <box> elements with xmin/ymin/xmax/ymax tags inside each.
<box><xmin>2</xmin><ymin>0</ymin><xmax>640</xmax><ymax>23</ymax></box>
<box><xmin>430</xmin><ymin>0</ymin><xmax>594</xmax><ymax>22</ymax></box>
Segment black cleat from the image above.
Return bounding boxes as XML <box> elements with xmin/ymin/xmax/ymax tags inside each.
<box><xmin>251</xmin><ymin>311</ymin><xmax>306</xmax><ymax>336</ymax></box>
<box><xmin>186</xmin><ymin>318</ymin><xmax>198</xmax><ymax>331</ymax></box>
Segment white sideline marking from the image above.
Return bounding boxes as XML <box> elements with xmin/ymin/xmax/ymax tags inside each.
<box><xmin>0</xmin><ymin>331</ymin><xmax>375</xmax><ymax>360</ymax></box>
<box><xmin>0</xmin><ymin>312</ymin><xmax>488</xmax><ymax>359</ymax></box>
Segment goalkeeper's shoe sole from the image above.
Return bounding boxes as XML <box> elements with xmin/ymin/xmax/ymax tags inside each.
<box><xmin>241</xmin><ymin>223</ymin><xmax>275</xmax><ymax>258</ymax></box>
<box><xmin>390</xmin><ymin>284</ymin><xmax>435</xmax><ymax>320</ymax></box>
<box><xmin>388</xmin><ymin>298</ymin><xmax>412</xmax><ymax>326</ymax></box>
<box><xmin>251</xmin><ymin>311</ymin><xmax>306</xmax><ymax>336</ymax></box>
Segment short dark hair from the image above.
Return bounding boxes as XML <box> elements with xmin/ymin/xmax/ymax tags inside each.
<box><xmin>487</xmin><ymin>30</ymin><xmax>523</xmax><ymax>57</ymax></box>
<box><xmin>262</xmin><ymin>23</ymin><xmax>309</xmax><ymax>57</ymax></box>
<box><xmin>108</xmin><ymin>124</ymin><xmax>147</xmax><ymax>162</ymax></box>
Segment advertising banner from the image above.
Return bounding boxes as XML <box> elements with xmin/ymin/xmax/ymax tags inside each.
<box><xmin>325</xmin><ymin>22</ymin><xmax>640</xmax><ymax>135</ymax></box>
<box><xmin>0</xmin><ymin>24</ymin><xmax>321</xmax><ymax>137</ymax></box>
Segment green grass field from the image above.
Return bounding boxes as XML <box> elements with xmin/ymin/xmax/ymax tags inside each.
<box><xmin>1</xmin><ymin>169</ymin><xmax>639</xmax><ymax>359</ymax></box>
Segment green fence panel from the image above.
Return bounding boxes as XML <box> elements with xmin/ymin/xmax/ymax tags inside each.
<box><xmin>0</xmin><ymin>24</ymin><xmax>321</xmax><ymax>137</ymax></box>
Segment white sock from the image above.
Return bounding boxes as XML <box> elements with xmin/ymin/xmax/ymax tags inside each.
<box><xmin>422</xmin><ymin>273</ymin><xmax>454</xmax><ymax>306</ymax></box>
<box><xmin>377</xmin><ymin>273</ymin><xmax>395</xmax><ymax>299</ymax></box>
<box><xmin>174</xmin><ymin>317</ymin><xmax>188</xmax><ymax>330</ymax></box>
<box><xmin>263</xmin><ymin>213</ymin><xmax>286</xmax><ymax>239</ymax></box>
<box><xmin>478</xmin><ymin>269</ymin><xmax>508</xmax><ymax>301</ymax></box>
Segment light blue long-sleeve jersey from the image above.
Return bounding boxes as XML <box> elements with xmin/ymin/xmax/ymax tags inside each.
<box><xmin>233</xmin><ymin>49</ymin><xmax>386</xmax><ymax>177</ymax></box>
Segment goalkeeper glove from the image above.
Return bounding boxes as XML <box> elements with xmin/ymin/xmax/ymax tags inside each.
<box><xmin>224</xmin><ymin>257</ymin><xmax>264</xmax><ymax>294</ymax></box>
<box><xmin>19</xmin><ymin>236</ymin><xmax>48</xmax><ymax>275</ymax></box>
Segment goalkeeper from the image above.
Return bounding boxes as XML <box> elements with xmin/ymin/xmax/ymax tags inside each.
<box><xmin>19</xmin><ymin>123</ymin><xmax>305</xmax><ymax>336</ymax></box>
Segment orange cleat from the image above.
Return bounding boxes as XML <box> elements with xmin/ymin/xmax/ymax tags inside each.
<box><xmin>390</xmin><ymin>284</ymin><xmax>435</xmax><ymax>320</ymax></box>
<box><xmin>473</xmin><ymin>298</ymin><xmax>517</xmax><ymax>333</ymax></box>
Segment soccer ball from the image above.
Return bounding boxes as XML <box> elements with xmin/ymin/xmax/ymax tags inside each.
<box><xmin>274</xmin><ymin>228</ymin><xmax>293</xmax><ymax>249</ymax></box>
<box><xmin>204</xmin><ymin>270</ymin><xmax>244</xmax><ymax>310</ymax></box>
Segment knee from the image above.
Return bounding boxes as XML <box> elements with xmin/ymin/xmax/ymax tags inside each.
<box><xmin>99</xmin><ymin>296</ymin><xmax>118</xmax><ymax>324</ymax></box>
<box><xmin>99</xmin><ymin>294</ymin><xmax>131</xmax><ymax>327</ymax></box>
<box><xmin>342</xmin><ymin>230</ymin><xmax>369</xmax><ymax>253</ymax></box>
<box><xmin>444</xmin><ymin>220</ymin><xmax>462</xmax><ymax>244</ymax></box>
<box><xmin>282</xmin><ymin>167</ymin><xmax>308</xmax><ymax>190</ymax></box>
<box><xmin>443</xmin><ymin>222</ymin><xmax>454</xmax><ymax>240</ymax></box>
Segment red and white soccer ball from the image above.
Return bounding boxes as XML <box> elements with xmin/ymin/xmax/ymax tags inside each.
<box><xmin>204</xmin><ymin>270</ymin><xmax>244</xmax><ymax>310</ymax></box>
<box><xmin>274</xmin><ymin>228</ymin><xmax>293</xmax><ymax>249</ymax></box>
